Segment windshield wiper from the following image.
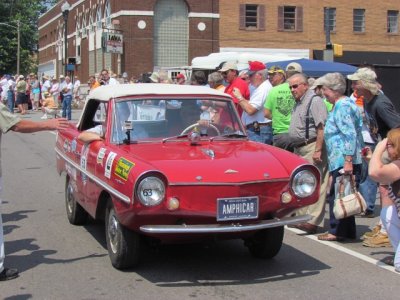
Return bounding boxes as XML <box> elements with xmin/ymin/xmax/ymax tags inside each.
<box><xmin>210</xmin><ymin>132</ymin><xmax>247</xmax><ymax>141</ymax></box>
<box><xmin>162</xmin><ymin>134</ymin><xmax>189</xmax><ymax>143</ymax></box>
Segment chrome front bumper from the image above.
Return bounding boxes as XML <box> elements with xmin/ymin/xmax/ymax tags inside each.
<box><xmin>140</xmin><ymin>214</ymin><xmax>311</xmax><ymax>234</ymax></box>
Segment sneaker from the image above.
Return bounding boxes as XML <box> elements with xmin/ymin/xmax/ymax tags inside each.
<box><xmin>0</xmin><ymin>268</ymin><xmax>19</xmax><ymax>281</ymax></box>
<box><xmin>357</xmin><ymin>210</ymin><xmax>375</xmax><ymax>218</ymax></box>
<box><xmin>362</xmin><ymin>232</ymin><xmax>391</xmax><ymax>248</ymax></box>
<box><xmin>361</xmin><ymin>224</ymin><xmax>381</xmax><ymax>240</ymax></box>
<box><xmin>40</xmin><ymin>114</ymin><xmax>48</xmax><ymax>119</ymax></box>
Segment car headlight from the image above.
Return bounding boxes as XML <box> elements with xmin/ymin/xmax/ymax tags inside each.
<box><xmin>291</xmin><ymin>170</ymin><xmax>317</xmax><ymax>198</ymax></box>
<box><xmin>137</xmin><ymin>177</ymin><xmax>165</xmax><ymax>206</ymax></box>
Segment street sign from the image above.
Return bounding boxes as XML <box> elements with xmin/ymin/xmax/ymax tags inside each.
<box><xmin>102</xmin><ymin>32</ymin><xmax>123</xmax><ymax>54</ymax></box>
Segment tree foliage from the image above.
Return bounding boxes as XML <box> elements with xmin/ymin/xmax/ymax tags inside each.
<box><xmin>0</xmin><ymin>0</ymin><xmax>58</xmax><ymax>75</ymax></box>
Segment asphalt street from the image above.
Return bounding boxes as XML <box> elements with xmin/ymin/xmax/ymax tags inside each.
<box><xmin>0</xmin><ymin>110</ymin><xmax>399</xmax><ymax>299</ymax></box>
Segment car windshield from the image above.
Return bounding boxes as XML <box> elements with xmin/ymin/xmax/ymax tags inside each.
<box><xmin>111</xmin><ymin>98</ymin><xmax>244</xmax><ymax>143</ymax></box>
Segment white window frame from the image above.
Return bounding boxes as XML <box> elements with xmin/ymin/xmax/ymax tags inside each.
<box><xmin>387</xmin><ymin>10</ymin><xmax>399</xmax><ymax>34</ymax></box>
<box><xmin>353</xmin><ymin>8</ymin><xmax>366</xmax><ymax>33</ymax></box>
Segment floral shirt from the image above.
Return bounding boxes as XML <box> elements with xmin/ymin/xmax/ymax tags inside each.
<box><xmin>324</xmin><ymin>96</ymin><xmax>364</xmax><ymax>172</ymax></box>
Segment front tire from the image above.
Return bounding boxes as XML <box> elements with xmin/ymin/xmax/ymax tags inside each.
<box><xmin>245</xmin><ymin>226</ymin><xmax>284</xmax><ymax>259</ymax></box>
<box><xmin>105</xmin><ymin>202</ymin><xmax>141</xmax><ymax>269</ymax></box>
<box><xmin>65</xmin><ymin>177</ymin><xmax>88</xmax><ymax>225</ymax></box>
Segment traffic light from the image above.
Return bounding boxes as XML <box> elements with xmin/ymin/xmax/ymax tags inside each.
<box><xmin>333</xmin><ymin>44</ymin><xmax>343</xmax><ymax>57</ymax></box>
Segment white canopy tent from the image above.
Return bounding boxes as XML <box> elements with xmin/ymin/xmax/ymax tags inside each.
<box><xmin>191</xmin><ymin>52</ymin><xmax>306</xmax><ymax>71</ymax></box>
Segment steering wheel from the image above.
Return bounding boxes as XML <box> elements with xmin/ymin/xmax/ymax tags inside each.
<box><xmin>180</xmin><ymin>123</ymin><xmax>221</xmax><ymax>136</ymax></box>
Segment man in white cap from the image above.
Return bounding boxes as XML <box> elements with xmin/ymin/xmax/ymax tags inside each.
<box><xmin>349</xmin><ymin>67</ymin><xmax>400</xmax><ymax>140</ymax></box>
<box><xmin>286</xmin><ymin>62</ymin><xmax>303</xmax><ymax>78</ymax></box>
<box><xmin>348</xmin><ymin>67</ymin><xmax>400</xmax><ymax>248</ymax></box>
<box><xmin>218</xmin><ymin>61</ymin><xmax>250</xmax><ymax>116</ymax></box>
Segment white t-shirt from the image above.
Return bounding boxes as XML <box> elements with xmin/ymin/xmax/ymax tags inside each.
<box><xmin>241</xmin><ymin>79</ymin><xmax>272</xmax><ymax>126</ymax></box>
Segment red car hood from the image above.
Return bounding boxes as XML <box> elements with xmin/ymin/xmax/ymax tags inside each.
<box><xmin>119</xmin><ymin>141</ymin><xmax>307</xmax><ymax>184</ymax></box>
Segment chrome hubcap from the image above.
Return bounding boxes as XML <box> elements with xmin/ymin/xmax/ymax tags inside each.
<box><xmin>66</xmin><ymin>184</ymin><xmax>74</xmax><ymax>214</ymax></box>
<box><xmin>108</xmin><ymin>212</ymin><xmax>119</xmax><ymax>253</ymax></box>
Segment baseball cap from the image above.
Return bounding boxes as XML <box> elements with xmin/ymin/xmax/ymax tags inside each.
<box><xmin>18</xmin><ymin>75</ymin><xmax>24</xmax><ymax>79</ymax></box>
<box><xmin>310</xmin><ymin>77</ymin><xmax>323</xmax><ymax>90</ymax></box>
<box><xmin>347</xmin><ymin>67</ymin><xmax>377</xmax><ymax>82</ymax></box>
<box><xmin>59</xmin><ymin>74</ymin><xmax>65</xmax><ymax>79</ymax></box>
<box><xmin>286</xmin><ymin>62</ymin><xmax>303</xmax><ymax>73</ymax></box>
<box><xmin>176</xmin><ymin>73</ymin><xmax>185</xmax><ymax>80</ymax></box>
<box><xmin>247</xmin><ymin>61</ymin><xmax>266</xmax><ymax>75</ymax></box>
<box><xmin>268</xmin><ymin>66</ymin><xmax>285</xmax><ymax>74</ymax></box>
<box><xmin>219</xmin><ymin>61</ymin><xmax>238</xmax><ymax>72</ymax></box>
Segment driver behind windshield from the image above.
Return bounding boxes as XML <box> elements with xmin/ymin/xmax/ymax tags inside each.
<box><xmin>78</xmin><ymin>102</ymin><xmax>148</xmax><ymax>144</ymax></box>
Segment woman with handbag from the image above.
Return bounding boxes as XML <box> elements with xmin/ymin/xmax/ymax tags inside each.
<box><xmin>369</xmin><ymin>128</ymin><xmax>400</xmax><ymax>272</ymax></box>
<box><xmin>316</xmin><ymin>73</ymin><xmax>364</xmax><ymax>241</ymax></box>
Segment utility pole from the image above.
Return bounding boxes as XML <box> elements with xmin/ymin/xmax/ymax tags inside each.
<box><xmin>323</xmin><ymin>8</ymin><xmax>333</xmax><ymax>62</ymax></box>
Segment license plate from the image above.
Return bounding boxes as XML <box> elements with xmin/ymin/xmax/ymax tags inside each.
<box><xmin>217</xmin><ymin>196</ymin><xmax>259</xmax><ymax>221</ymax></box>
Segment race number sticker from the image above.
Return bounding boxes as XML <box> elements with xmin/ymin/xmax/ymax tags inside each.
<box><xmin>97</xmin><ymin>148</ymin><xmax>107</xmax><ymax>166</ymax></box>
<box><xmin>114</xmin><ymin>157</ymin><xmax>135</xmax><ymax>181</ymax></box>
<box><xmin>80</xmin><ymin>145</ymin><xmax>89</xmax><ymax>170</ymax></box>
<box><xmin>105</xmin><ymin>152</ymin><xmax>117</xmax><ymax>179</ymax></box>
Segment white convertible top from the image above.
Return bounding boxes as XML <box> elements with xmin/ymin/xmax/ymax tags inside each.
<box><xmin>88</xmin><ymin>83</ymin><xmax>230</xmax><ymax>101</ymax></box>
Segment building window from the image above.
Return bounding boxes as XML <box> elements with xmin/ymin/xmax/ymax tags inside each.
<box><xmin>324</xmin><ymin>7</ymin><xmax>336</xmax><ymax>32</ymax></box>
<box><xmin>239</xmin><ymin>4</ymin><xmax>265</xmax><ymax>30</ymax></box>
<box><xmin>388</xmin><ymin>10</ymin><xmax>399</xmax><ymax>33</ymax></box>
<box><xmin>89</xmin><ymin>9</ymin><xmax>95</xmax><ymax>33</ymax></box>
<box><xmin>97</xmin><ymin>5</ymin><xmax>103</xmax><ymax>29</ymax></box>
<box><xmin>105</xmin><ymin>0</ymin><xmax>111</xmax><ymax>27</ymax></box>
<box><xmin>82</xmin><ymin>12</ymin><xmax>87</xmax><ymax>37</ymax></box>
<box><xmin>353</xmin><ymin>9</ymin><xmax>365</xmax><ymax>33</ymax></box>
<box><xmin>75</xmin><ymin>15</ymin><xmax>81</xmax><ymax>37</ymax></box>
<box><xmin>278</xmin><ymin>6</ymin><xmax>303</xmax><ymax>32</ymax></box>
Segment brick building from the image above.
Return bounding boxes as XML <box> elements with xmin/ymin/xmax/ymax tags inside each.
<box><xmin>219</xmin><ymin>0</ymin><xmax>400</xmax><ymax>106</ymax></box>
<box><xmin>38</xmin><ymin>0</ymin><xmax>219</xmax><ymax>81</ymax></box>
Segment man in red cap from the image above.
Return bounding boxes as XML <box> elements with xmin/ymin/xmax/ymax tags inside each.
<box><xmin>218</xmin><ymin>61</ymin><xmax>250</xmax><ymax>116</ymax></box>
<box><xmin>232</xmin><ymin>61</ymin><xmax>273</xmax><ymax>144</ymax></box>
<box><xmin>176</xmin><ymin>73</ymin><xmax>186</xmax><ymax>85</ymax></box>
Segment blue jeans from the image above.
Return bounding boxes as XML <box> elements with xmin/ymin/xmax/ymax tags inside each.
<box><xmin>247</xmin><ymin>125</ymin><xmax>273</xmax><ymax>145</ymax></box>
<box><xmin>7</xmin><ymin>90</ymin><xmax>14</xmax><ymax>113</ymax></box>
<box><xmin>359</xmin><ymin>143</ymin><xmax>377</xmax><ymax>213</ymax></box>
<box><xmin>62</xmin><ymin>95</ymin><xmax>72</xmax><ymax>120</ymax></box>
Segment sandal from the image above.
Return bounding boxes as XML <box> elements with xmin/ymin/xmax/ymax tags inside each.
<box><xmin>381</xmin><ymin>255</ymin><xmax>394</xmax><ymax>266</ymax></box>
<box><xmin>317</xmin><ymin>232</ymin><xmax>344</xmax><ymax>241</ymax></box>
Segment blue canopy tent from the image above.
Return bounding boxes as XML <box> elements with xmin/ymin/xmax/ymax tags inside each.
<box><xmin>266</xmin><ymin>58</ymin><xmax>357</xmax><ymax>77</ymax></box>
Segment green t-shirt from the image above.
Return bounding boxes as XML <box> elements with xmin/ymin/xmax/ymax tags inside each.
<box><xmin>264</xmin><ymin>82</ymin><xmax>295</xmax><ymax>134</ymax></box>
<box><xmin>324</xmin><ymin>99</ymin><xmax>333</xmax><ymax>112</ymax></box>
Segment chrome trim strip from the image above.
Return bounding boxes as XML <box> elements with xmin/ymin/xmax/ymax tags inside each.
<box><xmin>140</xmin><ymin>215</ymin><xmax>311</xmax><ymax>234</ymax></box>
<box><xmin>168</xmin><ymin>178</ymin><xmax>289</xmax><ymax>186</ymax></box>
<box><xmin>55</xmin><ymin>147</ymin><xmax>131</xmax><ymax>204</ymax></box>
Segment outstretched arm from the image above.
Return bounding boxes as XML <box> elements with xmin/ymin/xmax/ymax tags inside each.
<box><xmin>11</xmin><ymin>118</ymin><xmax>69</xmax><ymax>133</ymax></box>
